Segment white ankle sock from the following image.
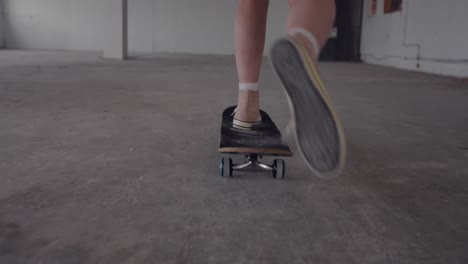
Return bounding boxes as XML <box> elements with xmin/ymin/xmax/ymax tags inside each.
<box><xmin>239</xmin><ymin>83</ymin><xmax>259</xmax><ymax>92</ymax></box>
<box><xmin>288</xmin><ymin>27</ymin><xmax>320</xmax><ymax>59</ymax></box>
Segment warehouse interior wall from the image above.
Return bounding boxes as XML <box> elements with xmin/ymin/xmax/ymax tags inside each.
<box><xmin>1</xmin><ymin>0</ymin><xmax>289</xmax><ymax>55</ymax></box>
<box><xmin>2</xmin><ymin>0</ymin><xmax>360</xmax><ymax>59</ymax></box>
<box><xmin>6</xmin><ymin>0</ymin><xmax>467</xmax><ymax>77</ymax></box>
<box><xmin>2</xmin><ymin>0</ymin><xmax>104</xmax><ymax>51</ymax></box>
<box><xmin>0</xmin><ymin>0</ymin><xmax>4</xmax><ymax>48</ymax></box>
<box><xmin>361</xmin><ymin>0</ymin><xmax>468</xmax><ymax>77</ymax></box>
<box><xmin>127</xmin><ymin>0</ymin><xmax>289</xmax><ymax>55</ymax></box>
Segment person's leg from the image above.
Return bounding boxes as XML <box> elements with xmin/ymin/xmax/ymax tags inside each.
<box><xmin>270</xmin><ymin>0</ymin><xmax>346</xmax><ymax>177</ymax></box>
<box><xmin>287</xmin><ymin>0</ymin><xmax>335</xmax><ymax>59</ymax></box>
<box><xmin>233</xmin><ymin>0</ymin><xmax>269</xmax><ymax>127</ymax></box>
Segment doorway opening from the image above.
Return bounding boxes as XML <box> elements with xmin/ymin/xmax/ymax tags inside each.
<box><xmin>320</xmin><ymin>0</ymin><xmax>363</xmax><ymax>62</ymax></box>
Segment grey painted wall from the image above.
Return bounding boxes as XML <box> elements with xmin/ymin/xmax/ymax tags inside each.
<box><xmin>0</xmin><ymin>1</ymin><xmax>4</xmax><ymax>48</ymax></box>
<box><xmin>3</xmin><ymin>0</ymin><xmax>104</xmax><ymax>51</ymax></box>
<box><xmin>2</xmin><ymin>0</ymin><xmax>289</xmax><ymax>55</ymax></box>
<box><xmin>129</xmin><ymin>0</ymin><xmax>288</xmax><ymax>55</ymax></box>
<box><xmin>361</xmin><ymin>0</ymin><xmax>468</xmax><ymax>77</ymax></box>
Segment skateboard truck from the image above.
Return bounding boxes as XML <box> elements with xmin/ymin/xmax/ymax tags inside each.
<box><xmin>220</xmin><ymin>154</ymin><xmax>286</xmax><ymax>179</ymax></box>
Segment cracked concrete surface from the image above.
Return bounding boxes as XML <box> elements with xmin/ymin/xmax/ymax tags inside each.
<box><xmin>1</xmin><ymin>50</ymin><xmax>468</xmax><ymax>264</ymax></box>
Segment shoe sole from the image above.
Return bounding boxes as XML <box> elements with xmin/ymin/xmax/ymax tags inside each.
<box><xmin>270</xmin><ymin>36</ymin><xmax>346</xmax><ymax>178</ymax></box>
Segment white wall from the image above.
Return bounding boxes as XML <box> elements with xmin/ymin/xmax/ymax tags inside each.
<box><xmin>2</xmin><ymin>0</ymin><xmax>104</xmax><ymax>51</ymax></box>
<box><xmin>139</xmin><ymin>0</ymin><xmax>288</xmax><ymax>55</ymax></box>
<box><xmin>2</xmin><ymin>0</ymin><xmax>288</xmax><ymax>55</ymax></box>
<box><xmin>0</xmin><ymin>0</ymin><xmax>4</xmax><ymax>48</ymax></box>
<box><xmin>361</xmin><ymin>0</ymin><xmax>468</xmax><ymax>78</ymax></box>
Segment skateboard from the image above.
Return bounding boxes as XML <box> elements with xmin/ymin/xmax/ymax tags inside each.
<box><xmin>218</xmin><ymin>106</ymin><xmax>293</xmax><ymax>179</ymax></box>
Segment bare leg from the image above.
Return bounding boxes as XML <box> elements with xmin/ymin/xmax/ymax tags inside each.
<box><xmin>234</xmin><ymin>0</ymin><xmax>269</xmax><ymax>124</ymax></box>
<box><xmin>288</xmin><ymin>0</ymin><xmax>335</xmax><ymax>58</ymax></box>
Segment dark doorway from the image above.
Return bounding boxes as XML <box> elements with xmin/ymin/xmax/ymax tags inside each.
<box><xmin>320</xmin><ymin>0</ymin><xmax>363</xmax><ymax>62</ymax></box>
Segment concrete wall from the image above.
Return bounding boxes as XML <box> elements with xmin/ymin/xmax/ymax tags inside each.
<box><xmin>361</xmin><ymin>0</ymin><xmax>468</xmax><ymax>77</ymax></box>
<box><xmin>2</xmin><ymin>0</ymin><xmax>104</xmax><ymax>51</ymax></box>
<box><xmin>129</xmin><ymin>0</ymin><xmax>288</xmax><ymax>55</ymax></box>
<box><xmin>0</xmin><ymin>0</ymin><xmax>4</xmax><ymax>48</ymax></box>
<box><xmin>2</xmin><ymin>0</ymin><xmax>288</xmax><ymax>55</ymax></box>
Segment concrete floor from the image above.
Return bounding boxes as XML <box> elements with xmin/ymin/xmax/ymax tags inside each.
<box><xmin>0</xmin><ymin>50</ymin><xmax>467</xmax><ymax>264</ymax></box>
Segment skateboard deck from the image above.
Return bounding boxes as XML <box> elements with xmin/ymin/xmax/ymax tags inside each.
<box><xmin>218</xmin><ymin>106</ymin><xmax>293</xmax><ymax>156</ymax></box>
<box><xmin>218</xmin><ymin>106</ymin><xmax>292</xmax><ymax>178</ymax></box>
